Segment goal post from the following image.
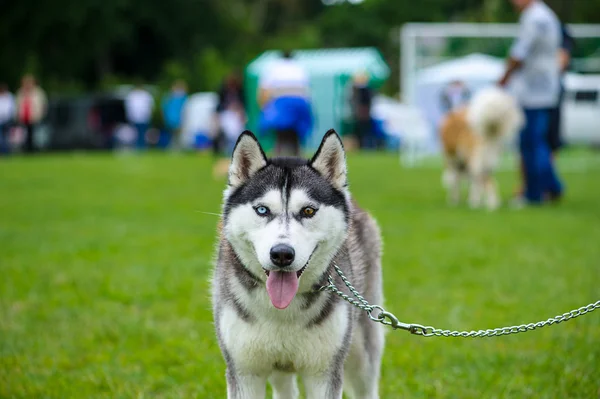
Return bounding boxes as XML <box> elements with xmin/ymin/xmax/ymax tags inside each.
<box><xmin>400</xmin><ymin>23</ymin><xmax>600</xmax><ymax>105</ymax></box>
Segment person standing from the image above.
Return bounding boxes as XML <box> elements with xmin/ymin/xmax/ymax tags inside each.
<box><xmin>125</xmin><ymin>83</ymin><xmax>154</xmax><ymax>150</ymax></box>
<box><xmin>15</xmin><ymin>75</ymin><xmax>47</xmax><ymax>154</ymax></box>
<box><xmin>0</xmin><ymin>83</ymin><xmax>15</xmax><ymax>154</ymax></box>
<box><xmin>216</xmin><ymin>71</ymin><xmax>246</xmax><ymax>156</ymax></box>
<box><xmin>161</xmin><ymin>80</ymin><xmax>188</xmax><ymax>151</ymax></box>
<box><xmin>499</xmin><ymin>0</ymin><xmax>563</xmax><ymax>205</ymax></box>
<box><xmin>350</xmin><ymin>72</ymin><xmax>376</xmax><ymax>149</ymax></box>
<box><xmin>258</xmin><ymin>50</ymin><xmax>313</xmax><ymax>156</ymax></box>
<box><xmin>212</xmin><ymin>71</ymin><xmax>247</xmax><ymax>178</ymax></box>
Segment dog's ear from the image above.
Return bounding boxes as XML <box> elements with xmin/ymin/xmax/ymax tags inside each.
<box><xmin>310</xmin><ymin>129</ymin><xmax>347</xmax><ymax>190</ymax></box>
<box><xmin>229</xmin><ymin>131</ymin><xmax>268</xmax><ymax>188</ymax></box>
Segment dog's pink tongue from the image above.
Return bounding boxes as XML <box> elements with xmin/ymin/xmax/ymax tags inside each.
<box><xmin>266</xmin><ymin>271</ymin><xmax>299</xmax><ymax>309</ymax></box>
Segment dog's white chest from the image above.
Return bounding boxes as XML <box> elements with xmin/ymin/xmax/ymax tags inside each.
<box><xmin>218</xmin><ymin>293</ymin><xmax>349</xmax><ymax>375</ymax></box>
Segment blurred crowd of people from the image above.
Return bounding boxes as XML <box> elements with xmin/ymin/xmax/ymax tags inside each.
<box><xmin>0</xmin><ymin>74</ymin><xmax>248</xmax><ymax>156</ymax></box>
<box><xmin>1</xmin><ymin>51</ymin><xmax>383</xmax><ymax>160</ymax></box>
<box><xmin>210</xmin><ymin>50</ymin><xmax>384</xmax><ymax>176</ymax></box>
<box><xmin>255</xmin><ymin>50</ymin><xmax>383</xmax><ymax>157</ymax></box>
<box><xmin>117</xmin><ymin>73</ymin><xmax>249</xmax><ymax>157</ymax></box>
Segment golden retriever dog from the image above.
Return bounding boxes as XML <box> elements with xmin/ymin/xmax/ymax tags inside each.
<box><xmin>440</xmin><ymin>86</ymin><xmax>524</xmax><ymax>210</ymax></box>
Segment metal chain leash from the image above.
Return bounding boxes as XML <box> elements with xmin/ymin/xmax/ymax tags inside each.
<box><xmin>318</xmin><ymin>263</ymin><xmax>600</xmax><ymax>338</ymax></box>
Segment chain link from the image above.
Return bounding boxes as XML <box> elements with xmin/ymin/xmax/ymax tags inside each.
<box><xmin>318</xmin><ymin>263</ymin><xmax>600</xmax><ymax>338</ymax></box>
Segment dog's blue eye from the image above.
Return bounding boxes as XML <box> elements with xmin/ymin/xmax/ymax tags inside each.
<box><xmin>255</xmin><ymin>206</ymin><xmax>270</xmax><ymax>216</ymax></box>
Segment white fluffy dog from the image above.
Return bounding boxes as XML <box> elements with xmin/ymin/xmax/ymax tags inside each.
<box><xmin>440</xmin><ymin>86</ymin><xmax>524</xmax><ymax>210</ymax></box>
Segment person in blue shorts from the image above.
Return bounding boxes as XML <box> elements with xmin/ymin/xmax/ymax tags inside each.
<box><xmin>258</xmin><ymin>51</ymin><xmax>313</xmax><ymax>156</ymax></box>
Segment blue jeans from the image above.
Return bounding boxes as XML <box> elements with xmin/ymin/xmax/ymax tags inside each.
<box><xmin>259</xmin><ymin>96</ymin><xmax>313</xmax><ymax>143</ymax></box>
<box><xmin>519</xmin><ymin>108</ymin><xmax>563</xmax><ymax>203</ymax></box>
<box><xmin>134</xmin><ymin>123</ymin><xmax>149</xmax><ymax>149</ymax></box>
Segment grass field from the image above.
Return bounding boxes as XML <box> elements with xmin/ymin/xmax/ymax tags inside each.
<box><xmin>1</xmin><ymin>149</ymin><xmax>599</xmax><ymax>398</ymax></box>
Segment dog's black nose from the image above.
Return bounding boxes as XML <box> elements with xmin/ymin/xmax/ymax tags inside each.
<box><xmin>270</xmin><ymin>244</ymin><xmax>295</xmax><ymax>267</ymax></box>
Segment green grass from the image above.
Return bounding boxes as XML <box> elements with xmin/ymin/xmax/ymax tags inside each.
<box><xmin>1</xmin><ymin>150</ymin><xmax>599</xmax><ymax>398</ymax></box>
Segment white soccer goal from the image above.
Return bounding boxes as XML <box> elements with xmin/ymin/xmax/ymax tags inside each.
<box><xmin>395</xmin><ymin>23</ymin><xmax>600</xmax><ymax>166</ymax></box>
<box><xmin>400</xmin><ymin>23</ymin><xmax>600</xmax><ymax>105</ymax></box>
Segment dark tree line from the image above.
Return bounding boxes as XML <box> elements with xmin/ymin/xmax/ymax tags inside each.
<box><xmin>0</xmin><ymin>0</ymin><xmax>597</xmax><ymax>94</ymax></box>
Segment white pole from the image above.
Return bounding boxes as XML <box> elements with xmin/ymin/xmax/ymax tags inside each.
<box><xmin>401</xmin><ymin>25</ymin><xmax>416</xmax><ymax>105</ymax></box>
<box><xmin>401</xmin><ymin>23</ymin><xmax>600</xmax><ymax>38</ymax></box>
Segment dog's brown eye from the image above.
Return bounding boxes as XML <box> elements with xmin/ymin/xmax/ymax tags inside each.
<box><xmin>301</xmin><ymin>207</ymin><xmax>317</xmax><ymax>218</ymax></box>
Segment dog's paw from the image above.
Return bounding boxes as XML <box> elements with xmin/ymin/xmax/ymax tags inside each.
<box><xmin>486</xmin><ymin>197</ymin><xmax>501</xmax><ymax>211</ymax></box>
<box><xmin>442</xmin><ymin>171</ymin><xmax>452</xmax><ymax>188</ymax></box>
<box><xmin>468</xmin><ymin>196</ymin><xmax>482</xmax><ymax>209</ymax></box>
<box><xmin>447</xmin><ymin>196</ymin><xmax>460</xmax><ymax>207</ymax></box>
<box><xmin>486</xmin><ymin>201</ymin><xmax>500</xmax><ymax>211</ymax></box>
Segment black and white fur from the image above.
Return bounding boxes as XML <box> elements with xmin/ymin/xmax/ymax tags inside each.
<box><xmin>212</xmin><ymin>130</ymin><xmax>384</xmax><ymax>398</ymax></box>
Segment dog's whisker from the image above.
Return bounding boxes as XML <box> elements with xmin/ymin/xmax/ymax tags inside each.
<box><xmin>195</xmin><ymin>211</ymin><xmax>223</xmax><ymax>217</ymax></box>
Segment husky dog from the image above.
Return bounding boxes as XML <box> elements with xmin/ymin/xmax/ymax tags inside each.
<box><xmin>440</xmin><ymin>86</ymin><xmax>524</xmax><ymax>210</ymax></box>
<box><xmin>212</xmin><ymin>130</ymin><xmax>384</xmax><ymax>399</ymax></box>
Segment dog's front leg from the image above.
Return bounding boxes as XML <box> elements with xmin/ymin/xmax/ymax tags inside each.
<box><xmin>269</xmin><ymin>371</ymin><xmax>299</xmax><ymax>399</ymax></box>
<box><xmin>468</xmin><ymin>175</ymin><xmax>484</xmax><ymax>209</ymax></box>
<box><xmin>226</xmin><ymin>369</ymin><xmax>266</xmax><ymax>399</ymax></box>
<box><xmin>484</xmin><ymin>175</ymin><xmax>500</xmax><ymax>210</ymax></box>
<box><xmin>443</xmin><ymin>167</ymin><xmax>461</xmax><ymax>206</ymax></box>
<box><xmin>303</xmin><ymin>371</ymin><xmax>343</xmax><ymax>399</ymax></box>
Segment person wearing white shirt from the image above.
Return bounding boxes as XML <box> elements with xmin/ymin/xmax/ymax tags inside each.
<box><xmin>125</xmin><ymin>84</ymin><xmax>155</xmax><ymax>150</ymax></box>
<box><xmin>499</xmin><ymin>0</ymin><xmax>563</xmax><ymax>205</ymax></box>
<box><xmin>0</xmin><ymin>83</ymin><xmax>15</xmax><ymax>154</ymax></box>
<box><xmin>258</xmin><ymin>50</ymin><xmax>313</xmax><ymax>156</ymax></box>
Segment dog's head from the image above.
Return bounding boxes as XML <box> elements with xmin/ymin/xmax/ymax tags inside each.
<box><xmin>222</xmin><ymin>130</ymin><xmax>350</xmax><ymax>309</ymax></box>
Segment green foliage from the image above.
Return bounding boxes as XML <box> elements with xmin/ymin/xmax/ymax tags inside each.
<box><xmin>194</xmin><ymin>48</ymin><xmax>234</xmax><ymax>92</ymax></box>
<box><xmin>0</xmin><ymin>150</ymin><xmax>599</xmax><ymax>397</ymax></box>
<box><xmin>0</xmin><ymin>0</ymin><xmax>597</xmax><ymax>93</ymax></box>
<box><xmin>444</xmin><ymin>37</ymin><xmax>513</xmax><ymax>59</ymax></box>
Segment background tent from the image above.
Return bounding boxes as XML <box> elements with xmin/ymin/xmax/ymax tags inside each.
<box><xmin>245</xmin><ymin>47</ymin><xmax>390</xmax><ymax>151</ymax></box>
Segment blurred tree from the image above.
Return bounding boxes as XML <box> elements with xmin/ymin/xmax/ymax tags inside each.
<box><xmin>0</xmin><ymin>0</ymin><xmax>596</xmax><ymax>94</ymax></box>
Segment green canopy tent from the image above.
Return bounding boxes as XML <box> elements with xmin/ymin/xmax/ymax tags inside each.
<box><xmin>245</xmin><ymin>47</ymin><xmax>390</xmax><ymax>151</ymax></box>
